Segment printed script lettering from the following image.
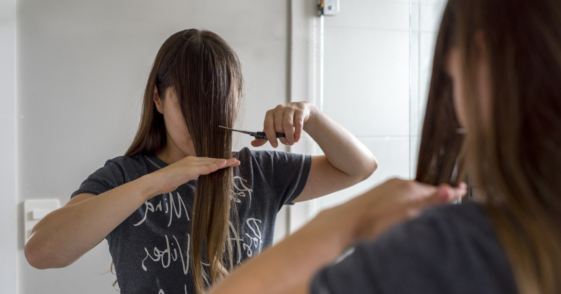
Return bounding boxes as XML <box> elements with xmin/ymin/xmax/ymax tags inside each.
<box><xmin>242</xmin><ymin>218</ymin><xmax>263</xmax><ymax>257</ymax></box>
<box><xmin>232</xmin><ymin>176</ymin><xmax>253</xmax><ymax>208</ymax></box>
<box><xmin>132</xmin><ymin>177</ymin><xmax>264</xmax><ymax>288</ymax></box>
<box><xmin>142</xmin><ymin>235</ymin><xmax>190</xmax><ymax>275</ymax></box>
<box><xmin>134</xmin><ymin>192</ymin><xmax>190</xmax><ymax>227</ymax></box>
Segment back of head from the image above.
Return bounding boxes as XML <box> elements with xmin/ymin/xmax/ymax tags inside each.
<box><xmin>126</xmin><ymin>29</ymin><xmax>243</xmax><ymax>293</ymax></box>
<box><xmin>416</xmin><ymin>1</ymin><xmax>561</xmax><ymax>293</ymax></box>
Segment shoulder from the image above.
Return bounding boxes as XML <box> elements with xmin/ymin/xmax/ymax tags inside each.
<box><xmin>364</xmin><ymin>203</ymin><xmax>502</xmax><ymax>264</ymax></box>
<box><xmin>71</xmin><ymin>155</ymin><xmax>152</xmax><ymax>198</ymax></box>
<box><xmin>364</xmin><ymin>203</ymin><xmax>515</xmax><ymax>293</ymax></box>
<box><xmin>90</xmin><ymin>154</ymin><xmax>154</xmax><ymax>183</ymax></box>
<box><xmin>313</xmin><ymin>203</ymin><xmax>517</xmax><ymax>294</ymax></box>
<box><xmin>404</xmin><ymin>202</ymin><xmax>495</xmax><ymax>241</ymax></box>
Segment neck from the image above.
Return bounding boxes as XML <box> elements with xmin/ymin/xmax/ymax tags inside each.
<box><xmin>156</xmin><ymin>138</ymin><xmax>196</xmax><ymax>165</ymax></box>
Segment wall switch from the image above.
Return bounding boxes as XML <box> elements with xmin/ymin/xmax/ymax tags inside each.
<box><xmin>24</xmin><ymin>199</ymin><xmax>60</xmax><ymax>244</ymax></box>
<box><xmin>318</xmin><ymin>0</ymin><xmax>340</xmax><ymax>16</ymax></box>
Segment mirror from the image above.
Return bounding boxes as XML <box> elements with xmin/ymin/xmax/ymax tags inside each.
<box><xmin>1</xmin><ymin>0</ymin><xmax>447</xmax><ymax>293</ymax></box>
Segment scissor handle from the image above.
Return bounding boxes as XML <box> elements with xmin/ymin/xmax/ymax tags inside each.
<box><xmin>254</xmin><ymin>132</ymin><xmax>286</xmax><ymax>140</ymax></box>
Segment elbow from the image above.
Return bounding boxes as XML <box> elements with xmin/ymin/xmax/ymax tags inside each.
<box><xmin>370</xmin><ymin>155</ymin><xmax>378</xmax><ymax>175</ymax></box>
<box><xmin>25</xmin><ymin>241</ymin><xmax>47</xmax><ymax>269</ymax></box>
<box><xmin>25</xmin><ymin>236</ymin><xmax>69</xmax><ymax>269</ymax></box>
<box><xmin>357</xmin><ymin>155</ymin><xmax>378</xmax><ymax>182</ymax></box>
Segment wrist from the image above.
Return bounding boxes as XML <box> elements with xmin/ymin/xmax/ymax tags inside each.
<box><xmin>311</xmin><ymin>206</ymin><xmax>361</xmax><ymax>251</ymax></box>
<box><xmin>303</xmin><ymin>103</ymin><xmax>322</xmax><ymax>133</ymax></box>
<box><xmin>137</xmin><ymin>174</ymin><xmax>161</xmax><ymax>201</ymax></box>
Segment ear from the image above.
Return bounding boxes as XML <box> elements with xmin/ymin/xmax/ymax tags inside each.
<box><xmin>153</xmin><ymin>86</ymin><xmax>164</xmax><ymax>114</ymax></box>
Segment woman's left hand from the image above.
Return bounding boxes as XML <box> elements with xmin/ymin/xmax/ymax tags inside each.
<box><xmin>251</xmin><ymin>102</ymin><xmax>315</xmax><ymax>148</ymax></box>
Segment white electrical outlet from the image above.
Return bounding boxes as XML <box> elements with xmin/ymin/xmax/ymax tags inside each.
<box><xmin>324</xmin><ymin>0</ymin><xmax>340</xmax><ymax>16</ymax></box>
<box><xmin>24</xmin><ymin>199</ymin><xmax>60</xmax><ymax>244</ymax></box>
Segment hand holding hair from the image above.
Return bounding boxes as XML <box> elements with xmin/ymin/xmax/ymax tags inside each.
<box><xmin>147</xmin><ymin>156</ymin><xmax>240</xmax><ymax>198</ymax></box>
<box><xmin>329</xmin><ymin>179</ymin><xmax>468</xmax><ymax>242</ymax></box>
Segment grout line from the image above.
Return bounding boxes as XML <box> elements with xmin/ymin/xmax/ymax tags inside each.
<box><xmin>324</xmin><ymin>26</ymin><xmax>410</xmax><ymax>33</ymax></box>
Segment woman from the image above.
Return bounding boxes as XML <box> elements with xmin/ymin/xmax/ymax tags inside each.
<box><xmin>208</xmin><ymin>0</ymin><xmax>561</xmax><ymax>293</ymax></box>
<box><xmin>24</xmin><ymin>29</ymin><xmax>377</xmax><ymax>294</ymax></box>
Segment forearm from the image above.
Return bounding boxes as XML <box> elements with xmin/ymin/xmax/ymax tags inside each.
<box><xmin>305</xmin><ymin>104</ymin><xmax>377</xmax><ymax>180</ymax></box>
<box><xmin>25</xmin><ymin>174</ymin><xmax>158</xmax><ymax>269</ymax></box>
<box><xmin>209</xmin><ymin>210</ymin><xmax>355</xmax><ymax>294</ymax></box>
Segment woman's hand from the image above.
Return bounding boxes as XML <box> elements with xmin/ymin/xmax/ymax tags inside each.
<box><xmin>309</xmin><ymin>179</ymin><xmax>468</xmax><ymax>245</ymax></box>
<box><xmin>147</xmin><ymin>156</ymin><xmax>240</xmax><ymax>199</ymax></box>
<box><xmin>252</xmin><ymin>101</ymin><xmax>315</xmax><ymax>148</ymax></box>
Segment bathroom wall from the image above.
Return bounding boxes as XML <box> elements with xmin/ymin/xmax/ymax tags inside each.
<box><xmin>318</xmin><ymin>0</ymin><xmax>447</xmax><ymax>209</ymax></box>
<box><xmin>1</xmin><ymin>0</ymin><xmax>449</xmax><ymax>292</ymax></box>
<box><xmin>15</xmin><ymin>0</ymin><xmax>290</xmax><ymax>293</ymax></box>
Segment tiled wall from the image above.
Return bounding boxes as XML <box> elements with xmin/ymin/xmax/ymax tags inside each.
<box><xmin>410</xmin><ymin>0</ymin><xmax>447</xmax><ymax>175</ymax></box>
<box><xmin>318</xmin><ymin>0</ymin><xmax>447</xmax><ymax>209</ymax></box>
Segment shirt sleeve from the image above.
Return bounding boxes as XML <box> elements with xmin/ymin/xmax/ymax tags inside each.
<box><xmin>71</xmin><ymin>159</ymin><xmax>127</xmax><ymax>198</ymax></box>
<box><xmin>248</xmin><ymin>149</ymin><xmax>312</xmax><ymax>210</ymax></box>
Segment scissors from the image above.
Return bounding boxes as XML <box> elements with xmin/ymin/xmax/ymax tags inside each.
<box><xmin>219</xmin><ymin>126</ymin><xmax>286</xmax><ymax>140</ymax></box>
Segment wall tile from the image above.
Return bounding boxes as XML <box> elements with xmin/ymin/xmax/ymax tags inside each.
<box><xmin>420</xmin><ymin>0</ymin><xmax>447</xmax><ymax>32</ymax></box>
<box><xmin>319</xmin><ymin>137</ymin><xmax>410</xmax><ymax>209</ymax></box>
<box><xmin>324</xmin><ymin>0</ymin><xmax>409</xmax><ymax>31</ymax></box>
<box><xmin>323</xmin><ymin>28</ymin><xmax>410</xmax><ymax>137</ymax></box>
<box><xmin>409</xmin><ymin>24</ymin><xmax>421</xmax><ymax>137</ymax></box>
<box><xmin>419</xmin><ymin>32</ymin><xmax>437</xmax><ymax>126</ymax></box>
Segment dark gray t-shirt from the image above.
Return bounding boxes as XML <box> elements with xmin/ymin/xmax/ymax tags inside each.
<box><xmin>72</xmin><ymin>147</ymin><xmax>311</xmax><ymax>294</ymax></box>
<box><xmin>311</xmin><ymin>203</ymin><xmax>517</xmax><ymax>294</ymax></box>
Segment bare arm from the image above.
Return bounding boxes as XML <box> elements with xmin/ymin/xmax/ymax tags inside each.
<box><xmin>252</xmin><ymin>102</ymin><xmax>378</xmax><ymax>202</ymax></box>
<box><xmin>208</xmin><ymin>180</ymin><xmax>467</xmax><ymax>294</ymax></box>
<box><xmin>24</xmin><ymin>157</ymin><xmax>240</xmax><ymax>269</ymax></box>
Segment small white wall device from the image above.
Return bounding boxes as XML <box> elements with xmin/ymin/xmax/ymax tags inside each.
<box><xmin>24</xmin><ymin>199</ymin><xmax>60</xmax><ymax>244</ymax></box>
<box><xmin>318</xmin><ymin>0</ymin><xmax>340</xmax><ymax>16</ymax></box>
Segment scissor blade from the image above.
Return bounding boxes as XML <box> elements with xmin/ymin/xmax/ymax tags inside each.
<box><xmin>219</xmin><ymin>126</ymin><xmax>253</xmax><ymax>135</ymax></box>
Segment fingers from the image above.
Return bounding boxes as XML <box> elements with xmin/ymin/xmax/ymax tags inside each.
<box><xmin>212</xmin><ymin>158</ymin><xmax>240</xmax><ymax>168</ymax></box>
<box><xmin>189</xmin><ymin>157</ymin><xmax>240</xmax><ymax>168</ymax></box>
<box><xmin>262</xmin><ymin>104</ymin><xmax>307</xmax><ymax>147</ymax></box>
<box><xmin>224</xmin><ymin>158</ymin><xmax>241</xmax><ymax>167</ymax></box>
<box><xmin>274</xmin><ymin>106</ymin><xmax>287</xmax><ymax>145</ymax></box>
<box><xmin>436</xmin><ymin>182</ymin><xmax>467</xmax><ymax>202</ymax></box>
<box><xmin>293</xmin><ymin>111</ymin><xmax>304</xmax><ymax>143</ymax></box>
<box><xmin>283</xmin><ymin>111</ymin><xmax>295</xmax><ymax>145</ymax></box>
<box><xmin>197</xmin><ymin>158</ymin><xmax>240</xmax><ymax>175</ymax></box>
<box><xmin>263</xmin><ymin>110</ymin><xmax>278</xmax><ymax>148</ymax></box>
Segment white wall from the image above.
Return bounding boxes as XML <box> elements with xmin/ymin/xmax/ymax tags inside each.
<box><xmin>0</xmin><ymin>0</ymin><xmax>17</xmax><ymax>293</ymax></box>
<box><xmin>17</xmin><ymin>0</ymin><xmax>290</xmax><ymax>293</ymax></box>
<box><xmin>319</xmin><ymin>0</ymin><xmax>412</xmax><ymax>209</ymax></box>
<box><xmin>313</xmin><ymin>0</ymin><xmax>448</xmax><ymax>209</ymax></box>
<box><xmin>8</xmin><ymin>0</ymin><xmax>449</xmax><ymax>292</ymax></box>
<box><xmin>410</xmin><ymin>0</ymin><xmax>447</xmax><ymax>174</ymax></box>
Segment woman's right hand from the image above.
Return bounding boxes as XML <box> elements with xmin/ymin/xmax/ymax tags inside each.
<box><xmin>147</xmin><ymin>156</ymin><xmax>240</xmax><ymax>198</ymax></box>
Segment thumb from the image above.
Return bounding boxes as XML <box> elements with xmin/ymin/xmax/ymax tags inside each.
<box><xmin>251</xmin><ymin>139</ymin><xmax>267</xmax><ymax>147</ymax></box>
<box><xmin>407</xmin><ymin>187</ymin><xmax>449</xmax><ymax>212</ymax></box>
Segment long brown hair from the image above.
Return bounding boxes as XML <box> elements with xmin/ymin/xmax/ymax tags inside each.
<box><xmin>416</xmin><ymin>1</ymin><xmax>561</xmax><ymax>293</ymax></box>
<box><xmin>126</xmin><ymin>29</ymin><xmax>243</xmax><ymax>293</ymax></box>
